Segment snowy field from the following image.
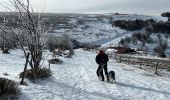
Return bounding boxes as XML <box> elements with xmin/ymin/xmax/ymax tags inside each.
<box><xmin>0</xmin><ymin>49</ymin><xmax>170</xmax><ymax>100</ymax></box>
<box><xmin>52</xmin><ymin>14</ymin><xmax>165</xmax><ymax>43</ymax></box>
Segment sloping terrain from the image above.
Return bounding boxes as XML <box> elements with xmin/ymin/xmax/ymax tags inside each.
<box><xmin>0</xmin><ymin>49</ymin><xmax>170</xmax><ymax>100</ymax></box>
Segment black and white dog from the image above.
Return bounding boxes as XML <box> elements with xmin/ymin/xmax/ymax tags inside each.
<box><xmin>98</xmin><ymin>64</ymin><xmax>116</xmax><ymax>82</ymax></box>
<box><xmin>108</xmin><ymin>71</ymin><xmax>116</xmax><ymax>82</ymax></box>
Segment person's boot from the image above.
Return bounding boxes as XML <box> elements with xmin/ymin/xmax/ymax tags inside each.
<box><xmin>98</xmin><ymin>76</ymin><xmax>102</xmax><ymax>81</ymax></box>
<box><xmin>98</xmin><ymin>74</ymin><xmax>104</xmax><ymax>81</ymax></box>
<box><xmin>106</xmin><ymin>75</ymin><xmax>109</xmax><ymax>82</ymax></box>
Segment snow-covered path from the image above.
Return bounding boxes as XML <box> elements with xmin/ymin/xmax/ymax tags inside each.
<box><xmin>20</xmin><ymin>50</ymin><xmax>124</xmax><ymax>100</ymax></box>
<box><xmin>0</xmin><ymin>49</ymin><xmax>170</xmax><ymax>100</ymax></box>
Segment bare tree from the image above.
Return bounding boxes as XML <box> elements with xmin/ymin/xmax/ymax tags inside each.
<box><xmin>0</xmin><ymin>0</ymin><xmax>51</xmax><ymax>80</ymax></box>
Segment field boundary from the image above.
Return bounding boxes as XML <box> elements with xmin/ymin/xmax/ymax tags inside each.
<box><xmin>108</xmin><ymin>53</ymin><xmax>170</xmax><ymax>74</ymax></box>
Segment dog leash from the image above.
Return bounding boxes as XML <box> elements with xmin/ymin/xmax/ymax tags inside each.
<box><xmin>99</xmin><ymin>64</ymin><xmax>105</xmax><ymax>73</ymax></box>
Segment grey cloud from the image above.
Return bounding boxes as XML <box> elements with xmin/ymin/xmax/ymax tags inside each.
<box><xmin>1</xmin><ymin>0</ymin><xmax>170</xmax><ymax>15</ymax></box>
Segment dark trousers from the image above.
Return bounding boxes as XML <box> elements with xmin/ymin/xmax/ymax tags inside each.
<box><xmin>96</xmin><ymin>64</ymin><xmax>108</xmax><ymax>81</ymax></box>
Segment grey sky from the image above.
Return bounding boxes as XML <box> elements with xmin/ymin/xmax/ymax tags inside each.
<box><xmin>1</xmin><ymin>0</ymin><xmax>170</xmax><ymax>15</ymax></box>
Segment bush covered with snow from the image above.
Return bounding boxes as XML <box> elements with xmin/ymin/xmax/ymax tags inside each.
<box><xmin>47</xmin><ymin>34</ymin><xmax>73</xmax><ymax>53</ymax></box>
<box><xmin>48</xmin><ymin>58</ymin><xmax>63</xmax><ymax>64</ymax></box>
<box><xmin>0</xmin><ymin>78</ymin><xmax>20</xmax><ymax>98</ymax></box>
<box><xmin>112</xmin><ymin>19</ymin><xmax>153</xmax><ymax>31</ymax></box>
<box><xmin>19</xmin><ymin>68</ymin><xmax>51</xmax><ymax>80</ymax></box>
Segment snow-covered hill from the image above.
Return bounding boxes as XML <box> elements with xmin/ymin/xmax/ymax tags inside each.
<box><xmin>51</xmin><ymin>14</ymin><xmax>167</xmax><ymax>43</ymax></box>
<box><xmin>1</xmin><ymin>49</ymin><xmax>170</xmax><ymax>100</ymax></box>
<box><xmin>50</xmin><ymin>14</ymin><xmax>170</xmax><ymax>57</ymax></box>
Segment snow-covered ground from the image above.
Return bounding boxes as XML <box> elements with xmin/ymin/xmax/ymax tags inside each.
<box><xmin>1</xmin><ymin>49</ymin><xmax>170</xmax><ymax>100</ymax></box>
<box><xmin>0</xmin><ymin>14</ymin><xmax>170</xmax><ymax>100</ymax></box>
<box><xmin>53</xmin><ymin>14</ymin><xmax>130</xmax><ymax>43</ymax></box>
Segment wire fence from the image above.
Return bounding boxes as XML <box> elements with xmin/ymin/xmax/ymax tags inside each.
<box><xmin>108</xmin><ymin>52</ymin><xmax>170</xmax><ymax>74</ymax></box>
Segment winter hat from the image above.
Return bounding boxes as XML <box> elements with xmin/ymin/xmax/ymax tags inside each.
<box><xmin>98</xmin><ymin>49</ymin><xmax>105</xmax><ymax>54</ymax></box>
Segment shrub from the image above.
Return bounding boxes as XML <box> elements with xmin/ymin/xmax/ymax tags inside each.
<box><xmin>151</xmin><ymin>23</ymin><xmax>170</xmax><ymax>33</ymax></box>
<box><xmin>161</xmin><ymin>12</ymin><xmax>170</xmax><ymax>21</ymax></box>
<box><xmin>153</xmin><ymin>45</ymin><xmax>163</xmax><ymax>54</ymax></box>
<box><xmin>141</xmin><ymin>45</ymin><xmax>149</xmax><ymax>52</ymax></box>
<box><xmin>47</xmin><ymin>35</ymin><xmax>60</xmax><ymax>52</ymax></box>
<box><xmin>0</xmin><ymin>78</ymin><xmax>20</xmax><ymax>98</ymax></box>
<box><xmin>153</xmin><ymin>42</ymin><xmax>167</xmax><ymax>58</ymax></box>
<box><xmin>158</xmin><ymin>52</ymin><xmax>166</xmax><ymax>58</ymax></box>
<box><xmin>160</xmin><ymin>40</ymin><xmax>168</xmax><ymax>51</ymax></box>
<box><xmin>47</xmin><ymin>34</ymin><xmax>73</xmax><ymax>53</ymax></box>
<box><xmin>19</xmin><ymin>68</ymin><xmax>51</xmax><ymax>80</ymax></box>
<box><xmin>2</xmin><ymin>48</ymin><xmax>10</xmax><ymax>54</ymax></box>
<box><xmin>132</xmin><ymin>32</ymin><xmax>142</xmax><ymax>41</ymax></box>
<box><xmin>48</xmin><ymin>58</ymin><xmax>63</xmax><ymax>64</ymax></box>
<box><xmin>132</xmin><ymin>32</ymin><xmax>151</xmax><ymax>43</ymax></box>
<box><xmin>124</xmin><ymin>36</ymin><xmax>131</xmax><ymax>43</ymax></box>
<box><xmin>62</xmin><ymin>34</ymin><xmax>74</xmax><ymax>52</ymax></box>
<box><xmin>119</xmin><ymin>38</ymin><xmax>125</xmax><ymax>46</ymax></box>
<box><xmin>142</xmin><ymin>32</ymin><xmax>151</xmax><ymax>41</ymax></box>
<box><xmin>112</xmin><ymin>19</ymin><xmax>150</xmax><ymax>31</ymax></box>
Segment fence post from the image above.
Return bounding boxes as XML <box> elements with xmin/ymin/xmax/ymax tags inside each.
<box><xmin>119</xmin><ymin>54</ymin><xmax>122</xmax><ymax>63</ymax></box>
<box><xmin>127</xmin><ymin>55</ymin><xmax>130</xmax><ymax>64</ymax></box>
<box><xmin>114</xmin><ymin>53</ymin><xmax>117</xmax><ymax>59</ymax></box>
<box><xmin>49</xmin><ymin>62</ymin><xmax>51</xmax><ymax>70</ymax></box>
<box><xmin>139</xmin><ymin>59</ymin><xmax>142</xmax><ymax>69</ymax></box>
<box><xmin>155</xmin><ymin>60</ymin><xmax>159</xmax><ymax>74</ymax></box>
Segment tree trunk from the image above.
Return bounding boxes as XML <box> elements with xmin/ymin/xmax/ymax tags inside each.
<box><xmin>20</xmin><ymin>53</ymin><xmax>30</xmax><ymax>85</ymax></box>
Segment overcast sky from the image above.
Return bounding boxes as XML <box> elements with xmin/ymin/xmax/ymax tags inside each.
<box><xmin>1</xmin><ymin>0</ymin><xmax>170</xmax><ymax>15</ymax></box>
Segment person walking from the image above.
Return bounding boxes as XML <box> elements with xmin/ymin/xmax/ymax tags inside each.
<box><xmin>95</xmin><ymin>50</ymin><xmax>109</xmax><ymax>81</ymax></box>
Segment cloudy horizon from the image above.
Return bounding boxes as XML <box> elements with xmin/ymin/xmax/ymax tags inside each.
<box><xmin>0</xmin><ymin>0</ymin><xmax>170</xmax><ymax>15</ymax></box>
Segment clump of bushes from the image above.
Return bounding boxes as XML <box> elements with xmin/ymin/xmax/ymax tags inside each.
<box><xmin>113</xmin><ymin>17</ymin><xmax>170</xmax><ymax>34</ymax></box>
<box><xmin>119</xmin><ymin>32</ymin><xmax>151</xmax><ymax>47</ymax></box>
<box><xmin>132</xmin><ymin>32</ymin><xmax>151</xmax><ymax>43</ymax></box>
<box><xmin>119</xmin><ymin>32</ymin><xmax>168</xmax><ymax>58</ymax></box>
<box><xmin>153</xmin><ymin>40</ymin><xmax>168</xmax><ymax>58</ymax></box>
<box><xmin>47</xmin><ymin>34</ymin><xmax>74</xmax><ymax>54</ymax></box>
<box><xmin>19</xmin><ymin>68</ymin><xmax>51</xmax><ymax>80</ymax></box>
<box><xmin>0</xmin><ymin>78</ymin><xmax>20</xmax><ymax>99</ymax></box>
<box><xmin>2</xmin><ymin>48</ymin><xmax>10</xmax><ymax>54</ymax></box>
<box><xmin>161</xmin><ymin>12</ymin><xmax>170</xmax><ymax>21</ymax></box>
<box><xmin>112</xmin><ymin>19</ymin><xmax>153</xmax><ymax>31</ymax></box>
<box><xmin>119</xmin><ymin>36</ymin><xmax>132</xmax><ymax>47</ymax></box>
<box><xmin>148</xmin><ymin>23</ymin><xmax>170</xmax><ymax>33</ymax></box>
<box><xmin>48</xmin><ymin>58</ymin><xmax>63</xmax><ymax>64</ymax></box>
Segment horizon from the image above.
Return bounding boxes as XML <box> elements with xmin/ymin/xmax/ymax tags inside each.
<box><xmin>0</xmin><ymin>0</ymin><xmax>170</xmax><ymax>16</ymax></box>
<box><xmin>0</xmin><ymin>11</ymin><xmax>164</xmax><ymax>17</ymax></box>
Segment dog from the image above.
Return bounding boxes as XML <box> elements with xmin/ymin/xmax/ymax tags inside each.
<box><xmin>108</xmin><ymin>71</ymin><xmax>116</xmax><ymax>82</ymax></box>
